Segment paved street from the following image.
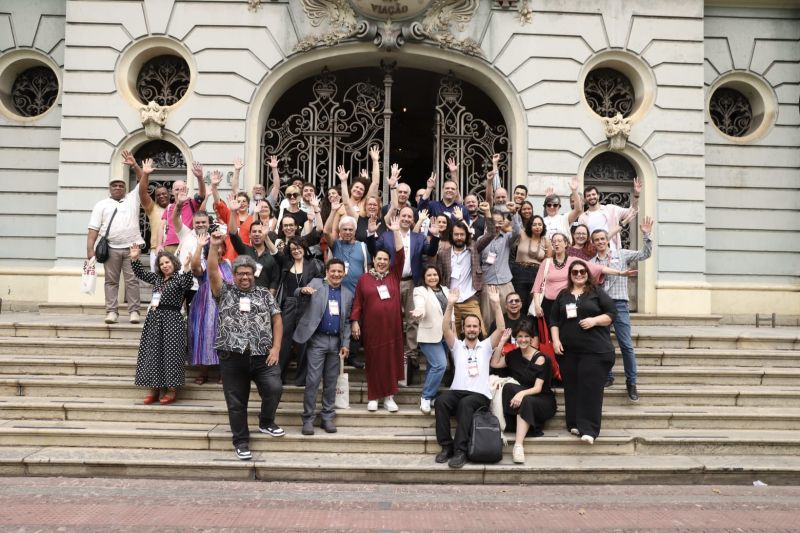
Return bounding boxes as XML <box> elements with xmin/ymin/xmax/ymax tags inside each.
<box><xmin>0</xmin><ymin>477</ymin><xmax>798</xmax><ymax>531</ymax></box>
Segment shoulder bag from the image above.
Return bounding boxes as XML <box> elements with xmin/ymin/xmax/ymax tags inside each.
<box><xmin>94</xmin><ymin>207</ymin><xmax>118</xmax><ymax>263</ymax></box>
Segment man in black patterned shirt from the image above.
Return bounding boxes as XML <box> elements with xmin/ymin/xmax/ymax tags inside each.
<box><xmin>208</xmin><ymin>231</ymin><xmax>284</xmax><ymax>461</ymax></box>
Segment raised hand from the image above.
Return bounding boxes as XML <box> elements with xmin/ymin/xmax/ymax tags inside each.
<box><xmin>479</xmin><ymin>201</ymin><xmax>491</xmax><ymax>214</ymax></box>
<box><xmin>453</xmin><ymin>206</ymin><xmax>463</xmax><ymax>221</ymax></box>
<box><xmin>268</xmin><ymin>155</ymin><xmax>279</xmax><ymax>169</ymax></box>
<box><xmin>210</xmin><ymin>170</ymin><xmax>223</xmax><ymax>188</ymax></box>
<box><xmin>487</xmin><ymin>285</ymin><xmax>500</xmax><ymax>304</ymax></box>
<box><xmin>331</xmin><ymin>199</ymin><xmax>342</xmax><ymax>212</ymax></box>
<box><xmin>359</xmin><ymin>168</ymin><xmax>369</xmax><ymax>180</ymax></box>
<box><xmin>176</xmin><ymin>190</ymin><xmax>188</xmax><ymax>206</ymax></box>
<box><xmin>191</xmin><ymin>161</ymin><xmax>203</xmax><ymax>179</ymax></box>
<box><xmin>633</xmin><ymin>176</ymin><xmax>642</xmax><ymax>195</ymax></box>
<box><xmin>128</xmin><ymin>244</ymin><xmax>141</xmax><ymax>262</ymax></box>
<box><xmin>387</xmin><ymin>215</ymin><xmax>400</xmax><ymax>232</ymax></box>
<box><xmin>210</xmin><ymin>231</ymin><xmax>224</xmax><ymax>246</ymax></box>
<box><xmin>182</xmin><ymin>252</ymin><xmax>193</xmax><ymax>272</ymax></box>
<box><xmin>447</xmin><ymin>287</ymin><xmax>460</xmax><ymax>306</ymax></box>
<box><xmin>367</xmin><ymin>215</ymin><xmax>379</xmax><ymax>234</ymax></box>
<box><xmin>388</xmin><ymin>163</ymin><xmax>401</xmax><ymax>187</ymax></box>
<box><xmin>233</xmin><ymin>158</ymin><xmax>243</xmax><ymax>171</ymax></box>
<box><xmin>621</xmin><ymin>207</ymin><xmax>638</xmax><ymax>226</ymax></box>
<box><xmin>486</xmin><ymin>169</ymin><xmax>497</xmax><ymax>182</ymax></box>
<box><xmin>226</xmin><ymin>191</ymin><xmax>237</xmax><ymax>210</ymax></box>
<box><xmin>499</xmin><ymin>327</ymin><xmax>512</xmax><ymax>345</ymax></box>
<box><xmin>446</xmin><ymin>157</ymin><xmax>458</xmax><ymax>173</ymax></box>
<box><xmin>427</xmin><ymin>172</ymin><xmax>437</xmax><ymax>189</ymax></box>
<box><xmin>506</xmin><ymin>202</ymin><xmax>517</xmax><ymax>214</ymax></box>
<box><xmin>419</xmin><ymin>208</ymin><xmax>429</xmax><ymax>222</ymax></box>
<box><xmin>121</xmin><ymin>150</ymin><xmax>136</xmax><ymax>167</ymax></box>
<box><xmin>336</xmin><ymin>165</ymin><xmax>349</xmax><ymax>183</ymax></box>
<box><xmin>640</xmin><ymin>215</ymin><xmax>654</xmax><ymax>234</ymax></box>
<box><xmin>309</xmin><ymin>196</ymin><xmax>320</xmax><ymax>211</ymax></box>
<box><xmin>569</xmin><ymin>176</ymin><xmax>578</xmax><ymax>191</ymax></box>
<box><xmin>369</xmin><ymin>144</ymin><xmax>380</xmax><ymax>161</ymax></box>
<box><xmin>491</xmin><ymin>153</ymin><xmax>500</xmax><ymax>165</ymax></box>
<box><xmin>141</xmin><ymin>158</ymin><xmax>154</xmax><ymax>175</ymax></box>
<box><xmin>544</xmin><ymin>186</ymin><xmax>555</xmax><ymax>197</ymax></box>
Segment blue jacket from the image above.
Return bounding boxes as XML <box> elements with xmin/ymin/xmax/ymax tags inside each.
<box><xmin>367</xmin><ymin>231</ymin><xmax>439</xmax><ymax>285</ymax></box>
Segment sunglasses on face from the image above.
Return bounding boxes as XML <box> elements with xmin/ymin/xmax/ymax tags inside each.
<box><xmin>287</xmin><ymin>193</ymin><xmax>299</xmax><ymax>198</ymax></box>
<box><xmin>571</xmin><ymin>269</ymin><xmax>587</xmax><ymax>276</ymax></box>
<box><xmin>546</xmin><ymin>203</ymin><xmax>560</xmax><ymax>208</ymax></box>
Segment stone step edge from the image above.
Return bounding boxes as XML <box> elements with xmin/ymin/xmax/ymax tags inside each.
<box><xmin>4</xmin><ymin>447</ymin><xmax>799</xmax><ymax>485</ymax></box>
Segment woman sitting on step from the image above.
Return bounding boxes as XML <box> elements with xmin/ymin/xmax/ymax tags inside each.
<box><xmin>129</xmin><ymin>244</ymin><xmax>194</xmax><ymax>405</ymax></box>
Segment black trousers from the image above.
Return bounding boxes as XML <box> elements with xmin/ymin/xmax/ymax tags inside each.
<box><xmin>561</xmin><ymin>349</ymin><xmax>614</xmax><ymax>439</ymax></box>
<box><xmin>278</xmin><ymin>297</ymin><xmax>307</xmax><ymax>385</ymax></box>
<box><xmin>435</xmin><ymin>389</ymin><xmax>490</xmax><ymax>453</ymax></box>
<box><xmin>219</xmin><ymin>351</ymin><xmax>283</xmax><ymax>446</ymax></box>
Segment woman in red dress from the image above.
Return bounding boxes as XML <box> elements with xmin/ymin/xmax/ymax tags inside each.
<box><xmin>351</xmin><ymin>216</ymin><xmax>404</xmax><ymax>412</ymax></box>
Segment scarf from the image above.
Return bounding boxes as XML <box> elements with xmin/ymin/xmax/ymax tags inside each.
<box><xmin>368</xmin><ymin>267</ymin><xmax>391</xmax><ymax>281</ymax></box>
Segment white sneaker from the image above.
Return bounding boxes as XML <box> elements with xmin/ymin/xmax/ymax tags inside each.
<box><xmin>581</xmin><ymin>434</ymin><xmax>595</xmax><ymax>445</ymax></box>
<box><xmin>384</xmin><ymin>396</ymin><xmax>399</xmax><ymax>412</ymax></box>
<box><xmin>367</xmin><ymin>400</ymin><xmax>378</xmax><ymax>412</ymax></box>
<box><xmin>569</xmin><ymin>428</ymin><xmax>580</xmax><ymax>436</ymax></box>
<box><xmin>129</xmin><ymin>311</ymin><xmax>141</xmax><ymax>324</ymax></box>
<box><xmin>512</xmin><ymin>444</ymin><xmax>525</xmax><ymax>464</ymax></box>
<box><xmin>104</xmin><ymin>312</ymin><xmax>118</xmax><ymax>324</ymax></box>
<box><xmin>420</xmin><ymin>398</ymin><xmax>431</xmax><ymax>414</ymax></box>
<box><xmin>398</xmin><ymin>379</ymin><xmax>408</xmax><ymax>388</ymax></box>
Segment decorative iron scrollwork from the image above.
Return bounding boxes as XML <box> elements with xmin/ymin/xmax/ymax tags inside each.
<box><xmin>136</xmin><ymin>55</ymin><xmax>190</xmax><ymax>106</ymax></box>
<box><xmin>11</xmin><ymin>66</ymin><xmax>59</xmax><ymax>117</ymax></box>
<box><xmin>434</xmin><ymin>74</ymin><xmax>509</xmax><ymax>198</ymax></box>
<box><xmin>709</xmin><ymin>87</ymin><xmax>752</xmax><ymax>137</ymax></box>
<box><xmin>584</xmin><ymin>68</ymin><xmax>635</xmax><ymax>118</ymax></box>
<box><xmin>585</xmin><ymin>152</ymin><xmax>636</xmax><ymax>249</ymax></box>
<box><xmin>136</xmin><ymin>140</ymin><xmax>187</xmax><ymax>169</ymax></box>
<box><xmin>262</xmin><ymin>68</ymin><xmax>384</xmax><ymax>193</ymax></box>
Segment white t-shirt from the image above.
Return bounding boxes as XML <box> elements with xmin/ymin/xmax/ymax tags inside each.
<box><xmin>88</xmin><ymin>185</ymin><xmax>144</xmax><ymax>248</ymax></box>
<box><xmin>450</xmin><ymin>247</ymin><xmax>476</xmax><ymax>302</ymax></box>
<box><xmin>450</xmin><ymin>338</ymin><xmax>493</xmax><ymax>399</ymax></box>
<box><xmin>544</xmin><ymin>213</ymin><xmax>572</xmax><ymax>244</ymax></box>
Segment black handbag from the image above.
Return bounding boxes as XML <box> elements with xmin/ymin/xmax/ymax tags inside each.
<box><xmin>467</xmin><ymin>406</ymin><xmax>503</xmax><ymax>463</ymax></box>
<box><xmin>94</xmin><ymin>207</ymin><xmax>118</xmax><ymax>263</ymax></box>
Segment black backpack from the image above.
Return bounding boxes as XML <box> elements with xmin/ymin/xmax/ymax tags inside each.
<box><xmin>468</xmin><ymin>406</ymin><xmax>503</xmax><ymax>463</ymax></box>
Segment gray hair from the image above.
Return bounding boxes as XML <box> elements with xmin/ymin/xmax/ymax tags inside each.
<box><xmin>231</xmin><ymin>255</ymin><xmax>257</xmax><ymax>274</ymax></box>
<box><xmin>338</xmin><ymin>215</ymin><xmax>356</xmax><ymax>229</ymax></box>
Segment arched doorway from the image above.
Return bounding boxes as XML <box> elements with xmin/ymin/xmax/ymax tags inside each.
<box><xmin>260</xmin><ymin>65</ymin><xmax>510</xmax><ymax>198</ymax></box>
<box><xmin>584</xmin><ymin>151</ymin><xmax>640</xmax><ymax>309</ymax></box>
<box><xmin>130</xmin><ymin>140</ymin><xmax>187</xmax><ymax>252</ymax></box>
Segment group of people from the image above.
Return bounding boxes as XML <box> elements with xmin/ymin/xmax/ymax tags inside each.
<box><xmin>86</xmin><ymin>146</ymin><xmax>653</xmax><ymax>464</ymax></box>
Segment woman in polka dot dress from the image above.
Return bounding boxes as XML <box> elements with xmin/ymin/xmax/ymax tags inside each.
<box><xmin>129</xmin><ymin>244</ymin><xmax>194</xmax><ymax>405</ymax></box>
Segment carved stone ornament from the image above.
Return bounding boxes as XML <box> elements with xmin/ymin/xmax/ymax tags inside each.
<box><xmin>140</xmin><ymin>101</ymin><xmax>168</xmax><ymax>139</ymax></box>
<box><xmin>295</xmin><ymin>0</ymin><xmax>483</xmax><ymax>56</ymax></box>
<box><xmin>602</xmin><ymin>112</ymin><xmax>632</xmax><ymax>151</ymax></box>
<box><xmin>495</xmin><ymin>0</ymin><xmax>532</xmax><ymax>25</ymax></box>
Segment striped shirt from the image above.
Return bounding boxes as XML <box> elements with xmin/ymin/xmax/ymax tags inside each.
<box><xmin>590</xmin><ymin>234</ymin><xmax>652</xmax><ymax>301</ymax></box>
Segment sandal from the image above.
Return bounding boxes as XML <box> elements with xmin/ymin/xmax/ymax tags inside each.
<box><xmin>159</xmin><ymin>388</ymin><xmax>177</xmax><ymax>405</ymax></box>
<box><xmin>143</xmin><ymin>388</ymin><xmax>160</xmax><ymax>405</ymax></box>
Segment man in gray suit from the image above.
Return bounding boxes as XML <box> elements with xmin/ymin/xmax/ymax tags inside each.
<box><xmin>293</xmin><ymin>258</ymin><xmax>353</xmax><ymax>435</ymax></box>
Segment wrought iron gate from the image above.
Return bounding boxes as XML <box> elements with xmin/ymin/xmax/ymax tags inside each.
<box><xmin>261</xmin><ymin>66</ymin><xmax>510</xmax><ymax>199</ymax></box>
<box><xmin>584</xmin><ymin>151</ymin><xmax>639</xmax><ymax>309</ymax></box>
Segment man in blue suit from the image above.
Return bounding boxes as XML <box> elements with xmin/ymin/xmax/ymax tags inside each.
<box><xmin>367</xmin><ymin>206</ymin><xmax>440</xmax><ymax>374</ymax></box>
<box><xmin>293</xmin><ymin>258</ymin><xmax>353</xmax><ymax>436</ymax></box>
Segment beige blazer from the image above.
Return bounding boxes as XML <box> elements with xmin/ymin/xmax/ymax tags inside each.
<box><xmin>413</xmin><ymin>285</ymin><xmax>450</xmax><ymax>344</ymax></box>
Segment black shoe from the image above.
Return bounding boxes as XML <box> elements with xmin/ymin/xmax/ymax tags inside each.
<box><xmin>301</xmin><ymin>421</ymin><xmax>314</xmax><ymax>435</ymax></box>
<box><xmin>531</xmin><ymin>428</ymin><xmax>544</xmax><ymax>438</ymax></box>
<box><xmin>626</xmin><ymin>382</ymin><xmax>639</xmax><ymax>402</ymax></box>
<box><xmin>234</xmin><ymin>443</ymin><xmax>252</xmax><ymax>461</ymax></box>
<box><xmin>435</xmin><ymin>446</ymin><xmax>454</xmax><ymax>464</ymax></box>
<box><xmin>345</xmin><ymin>357</ymin><xmax>365</xmax><ymax>369</ymax></box>
<box><xmin>258</xmin><ymin>422</ymin><xmax>285</xmax><ymax>437</ymax></box>
<box><xmin>321</xmin><ymin>420</ymin><xmax>337</xmax><ymax>433</ymax></box>
<box><xmin>448</xmin><ymin>450</ymin><xmax>468</xmax><ymax>469</ymax></box>
<box><xmin>604</xmin><ymin>376</ymin><xmax>615</xmax><ymax>388</ymax></box>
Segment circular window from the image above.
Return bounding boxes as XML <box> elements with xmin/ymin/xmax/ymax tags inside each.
<box><xmin>0</xmin><ymin>50</ymin><xmax>61</xmax><ymax>122</ymax></box>
<box><xmin>11</xmin><ymin>65</ymin><xmax>59</xmax><ymax>117</ymax></box>
<box><xmin>584</xmin><ymin>68</ymin><xmax>635</xmax><ymax>118</ymax></box>
<box><xmin>136</xmin><ymin>55</ymin><xmax>190</xmax><ymax>106</ymax></box>
<box><xmin>707</xmin><ymin>73</ymin><xmax>776</xmax><ymax>142</ymax></box>
<box><xmin>579</xmin><ymin>51</ymin><xmax>656</xmax><ymax>122</ymax></box>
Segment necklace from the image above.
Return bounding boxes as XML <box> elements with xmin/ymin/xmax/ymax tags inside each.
<box><xmin>553</xmin><ymin>255</ymin><xmax>567</xmax><ymax>269</ymax></box>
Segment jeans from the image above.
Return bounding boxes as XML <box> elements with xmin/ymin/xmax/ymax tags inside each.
<box><xmin>608</xmin><ymin>300</ymin><xmax>637</xmax><ymax>384</ymax></box>
<box><xmin>419</xmin><ymin>341</ymin><xmax>447</xmax><ymax>400</ymax></box>
<box><xmin>219</xmin><ymin>351</ymin><xmax>283</xmax><ymax>446</ymax></box>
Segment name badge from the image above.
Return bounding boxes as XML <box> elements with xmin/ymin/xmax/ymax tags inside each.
<box><xmin>344</xmin><ymin>261</ymin><xmax>350</xmax><ymax>275</ymax></box>
<box><xmin>151</xmin><ymin>292</ymin><xmax>161</xmax><ymax>308</ymax></box>
<box><xmin>377</xmin><ymin>285</ymin><xmax>390</xmax><ymax>300</ymax></box>
<box><xmin>467</xmin><ymin>359</ymin><xmax>479</xmax><ymax>377</ymax></box>
<box><xmin>254</xmin><ymin>263</ymin><xmax>263</xmax><ymax>277</ymax></box>
<box><xmin>239</xmin><ymin>297</ymin><xmax>251</xmax><ymax>312</ymax></box>
<box><xmin>486</xmin><ymin>252</ymin><xmax>497</xmax><ymax>265</ymax></box>
<box><xmin>329</xmin><ymin>300</ymin><xmax>340</xmax><ymax>316</ymax></box>
<box><xmin>566</xmin><ymin>303</ymin><xmax>577</xmax><ymax>319</ymax></box>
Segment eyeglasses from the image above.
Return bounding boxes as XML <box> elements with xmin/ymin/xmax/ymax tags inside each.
<box><xmin>545</xmin><ymin>203</ymin><xmax>560</xmax><ymax>208</ymax></box>
<box><xmin>287</xmin><ymin>193</ymin><xmax>299</xmax><ymax>198</ymax></box>
<box><xmin>571</xmin><ymin>269</ymin><xmax>587</xmax><ymax>276</ymax></box>
<box><xmin>507</xmin><ymin>299</ymin><xmax>521</xmax><ymax>304</ymax></box>
<box><xmin>235</xmin><ymin>272</ymin><xmax>254</xmax><ymax>277</ymax></box>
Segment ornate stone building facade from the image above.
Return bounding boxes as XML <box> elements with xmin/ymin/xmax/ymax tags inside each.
<box><xmin>0</xmin><ymin>0</ymin><xmax>797</xmax><ymax>317</ymax></box>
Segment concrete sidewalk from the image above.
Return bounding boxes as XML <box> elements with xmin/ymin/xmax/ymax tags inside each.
<box><xmin>0</xmin><ymin>477</ymin><xmax>797</xmax><ymax>531</ymax></box>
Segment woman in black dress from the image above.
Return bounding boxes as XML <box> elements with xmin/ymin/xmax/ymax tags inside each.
<box><xmin>550</xmin><ymin>259</ymin><xmax>617</xmax><ymax>444</ymax></box>
<box><xmin>491</xmin><ymin>319</ymin><xmax>556</xmax><ymax>464</ymax></box>
<box><xmin>129</xmin><ymin>244</ymin><xmax>194</xmax><ymax>405</ymax></box>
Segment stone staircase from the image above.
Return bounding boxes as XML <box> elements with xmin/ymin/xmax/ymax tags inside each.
<box><xmin>0</xmin><ymin>311</ymin><xmax>799</xmax><ymax>484</ymax></box>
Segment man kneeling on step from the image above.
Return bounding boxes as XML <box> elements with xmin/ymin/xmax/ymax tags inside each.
<box><xmin>435</xmin><ymin>286</ymin><xmax>505</xmax><ymax>468</ymax></box>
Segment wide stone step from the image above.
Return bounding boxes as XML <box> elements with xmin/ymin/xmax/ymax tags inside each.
<box><xmin>0</xmin><ymin>419</ymin><xmax>797</xmax><ymax>457</ymax></box>
<box><xmin>2</xmin><ymin>396</ymin><xmax>800</xmax><ymax>431</ymax></box>
<box><xmin>4</xmin><ymin>447</ymin><xmax>799</xmax><ymax>484</ymax></box>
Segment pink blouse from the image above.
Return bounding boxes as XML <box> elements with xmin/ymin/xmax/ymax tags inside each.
<box><xmin>532</xmin><ymin>256</ymin><xmax>605</xmax><ymax>301</ymax></box>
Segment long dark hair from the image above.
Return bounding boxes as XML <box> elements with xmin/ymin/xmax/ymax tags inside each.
<box><xmin>566</xmin><ymin>259</ymin><xmax>596</xmax><ymax>294</ymax></box>
<box><xmin>155</xmin><ymin>251</ymin><xmax>181</xmax><ymax>279</ymax></box>
<box><xmin>436</xmin><ymin>214</ymin><xmax>453</xmax><ymax>243</ymax></box>
<box><xmin>519</xmin><ymin>200</ymin><xmax>534</xmax><ymax>224</ymax></box>
<box><xmin>422</xmin><ymin>265</ymin><xmax>441</xmax><ymax>288</ymax></box>
<box><xmin>321</xmin><ymin>185</ymin><xmax>341</xmax><ymax>223</ymax></box>
<box><xmin>524</xmin><ymin>214</ymin><xmax>546</xmax><ymax>238</ymax></box>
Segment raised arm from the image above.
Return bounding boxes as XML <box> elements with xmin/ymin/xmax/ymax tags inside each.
<box><xmin>172</xmin><ymin>191</ymin><xmax>187</xmax><ymax>234</ymax></box>
<box><xmin>191</xmin><ymin>161</ymin><xmax>206</xmax><ymax>200</ymax></box>
<box><xmin>126</xmin><ymin>153</ymin><xmax>153</xmax><ymax>211</ymax></box>
<box><xmin>208</xmin><ymin>231</ymin><xmax>224</xmax><ymax>298</ymax></box>
<box><xmin>442</xmin><ymin>287</ymin><xmax>459</xmax><ymax>349</ymax></box>
<box><xmin>490</xmin><ymin>328</ymin><xmax>512</xmax><ymax>368</ymax></box>
<box><xmin>485</xmin><ymin>169</ymin><xmax>496</xmax><ymax>206</ymax></box>
<box><xmin>387</xmin><ymin>163</ymin><xmax>401</xmax><ymax>215</ymax></box>
<box><xmin>336</xmin><ymin>165</ymin><xmax>354</xmax><ymax>217</ymax></box>
<box><xmin>209</xmin><ymin>169</ymin><xmax>223</xmax><ymax>206</ymax></box>
<box><xmin>420</xmin><ymin>172</ymin><xmax>436</xmax><ymax>204</ymax></box>
<box><xmin>446</xmin><ymin>157</ymin><xmax>458</xmax><ymax>182</ymax></box>
<box><xmin>191</xmin><ymin>233</ymin><xmax>208</xmax><ymax>277</ymax></box>
<box><xmin>631</xmin><ymin>176</ymin><xmax>641</xmax><ymax>212</ymax></box>
<box><xmin>567</xmin><ymin>176</ymin><xmax>582</xmax><ymax>224</ymax></box>
<box><xmin>367</xmin><ymin>144</ymin><xmax>381</xmax><ymax>199</ymax></box>
<box><xmin>267</xmin><ymin>155</ymin><xmax>280</xmax><ymax>206</ymax></box>
<box><xmin>487</xmin><ymin>286</ymin><xmax>505</xmax><ymax>348</ymax></box>
<box><xmin>230</xmin><ymin>157</ymin><xmax>243</xmax><ymax>197</ymax></box>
